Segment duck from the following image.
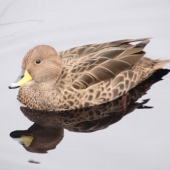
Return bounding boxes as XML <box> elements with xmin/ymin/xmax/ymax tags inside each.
<box><xmin>9</xmin><ymin>38</ymin><xmax>169</xmax><ymax>111</ymax></box>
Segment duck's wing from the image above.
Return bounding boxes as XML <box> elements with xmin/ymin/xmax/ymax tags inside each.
<box><xmin>70</xmin><ymin>39</ymin><xmax>150</xmax><ymax>89</ymax></box>
<box><xmin>60</xmin><ymin>38</ymin><xmax>149</xmax><ymax>62</ymax></box>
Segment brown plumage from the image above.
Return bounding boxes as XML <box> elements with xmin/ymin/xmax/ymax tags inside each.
<box><xmin>9</xmin><ymin>38</ymin><xmax>169</xmax><ymax>111</ymax></box>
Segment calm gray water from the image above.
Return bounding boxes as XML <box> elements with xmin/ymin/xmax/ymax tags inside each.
<box><xmin>1</xmin><ymin>0</ymin><xmax>170</xmax><ymax>170</ymax></box>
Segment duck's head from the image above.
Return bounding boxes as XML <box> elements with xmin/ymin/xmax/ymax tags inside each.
<box><xmin>9</xmin><ymin>45</ymin><xmax>63</xmax><ymax>89</ymax></box>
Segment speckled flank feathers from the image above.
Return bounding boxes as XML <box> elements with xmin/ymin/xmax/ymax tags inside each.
<box><xmin>16</xmin><ymin>38</ymin><xmax>169</xmax><ymax>111</ymax></box>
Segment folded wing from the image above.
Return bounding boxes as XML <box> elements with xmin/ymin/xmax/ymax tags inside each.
<box><xmin>60</xmin><ymin>38</ymin><xmax>150</xmax><ymax>89</ymax></box>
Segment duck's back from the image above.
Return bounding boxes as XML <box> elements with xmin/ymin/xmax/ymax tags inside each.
<box><xmin>61</xmin><ymin>38</ymin><xmax>150</xmax><ymax>89</ymax></box>
<box><xmin>57</xmin><ymin>38</ymin><xmax>169</xmax><ymax>110</ymax></box>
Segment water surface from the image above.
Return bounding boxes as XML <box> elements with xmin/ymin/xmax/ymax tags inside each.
<box><xmin>1</xmin><ymin>0</ymin><xmax>170</xmax><ymax>170</ymax></box>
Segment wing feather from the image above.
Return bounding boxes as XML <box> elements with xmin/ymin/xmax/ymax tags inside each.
<box><xmin>60</xmin><ymin>38</ymin><xmax>150</xmax><ymax>60</ymax></box>
<box><xmin>61</xmin><ymin>38</ymin><xmax>150</xmax><ymax>89</ymax></box>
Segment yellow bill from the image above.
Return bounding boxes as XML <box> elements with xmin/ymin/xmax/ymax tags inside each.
<box><xmin>9</xmin><ymin>70</ymin><xmax>32</xmax><ymax>89</ymax></box>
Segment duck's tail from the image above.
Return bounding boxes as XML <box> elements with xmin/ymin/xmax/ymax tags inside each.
<box><xmin>133</xmin><ymin>58</ymin><xmax>170</xmax><ymax>88</ymax></box>
<box><xmin>152</xmin><ymin>59</ymin><xmax>170</xmax><ymax>70</ymax></box>
<box><xmin>139</xmin><ymin>57</ymin><xmax>170</xmax><ymax>70</ymax></box>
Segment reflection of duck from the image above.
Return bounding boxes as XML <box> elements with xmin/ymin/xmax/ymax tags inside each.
<box><xmin>10</xmin><ymin>124</ymin><xmax>63</xmax><ymax>153</ymax></box>
<box><xmin>9</xmin><ymin>38</ymin><xmax>169</xmax><ymax>111</ymax></box>
<box><xmin>10</xmin><ymin>69</ymin><xmax>169</xmax><ymax>153</ymax></box>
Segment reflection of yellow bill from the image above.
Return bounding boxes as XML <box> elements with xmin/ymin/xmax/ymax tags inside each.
<box><xmin>9</xmin><ymin>70</ymin><xmax>32</xmax><ymax>89</ymax></box>
<box><xmin>18</xmin><ymin>135</ymin><xmax>33</xmax><ymax>147</ymax></box>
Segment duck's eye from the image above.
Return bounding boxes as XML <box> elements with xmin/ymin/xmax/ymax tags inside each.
<box><xmin>36</xmin><ymin>59</ymin><xmax>41</xmax><ymax>64</ymax></box>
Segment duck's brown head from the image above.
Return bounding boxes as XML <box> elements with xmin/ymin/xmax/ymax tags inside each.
<box><xmin>9</xmin><ymin>45</ymin><xmax>63</xmax><ymax>89</ymax></box>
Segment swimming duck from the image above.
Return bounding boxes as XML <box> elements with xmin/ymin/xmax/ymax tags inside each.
<box><xmin>9</xmin><ymin>38</ymin><xmax>169</xmax><ymax>111</ymax></box>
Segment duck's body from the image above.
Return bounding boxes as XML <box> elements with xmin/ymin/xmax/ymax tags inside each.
<box><xmin>10</xmin><ymin>38</ymin><xmax>169</xmax><ymax>111</ymax></box>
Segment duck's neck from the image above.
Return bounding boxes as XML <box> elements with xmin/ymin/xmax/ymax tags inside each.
<box><xmin>18</xmin><ymin>81</ymin><xmax>60</xmax><ymax>110</ymax></box>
